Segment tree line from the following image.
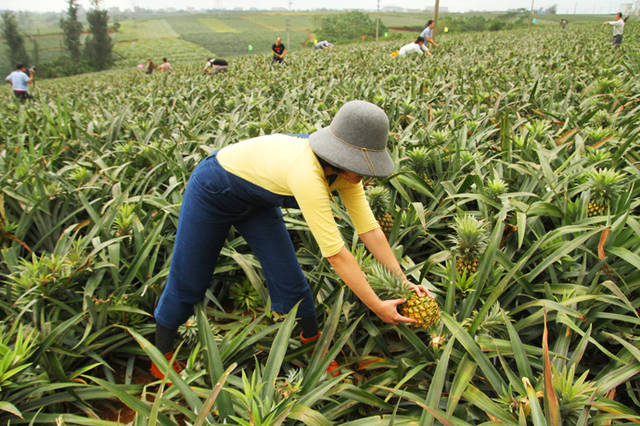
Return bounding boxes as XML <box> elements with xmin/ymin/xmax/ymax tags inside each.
<box><xmin>1</xmin><ymin>0</ymin><xmax>114</xmax><ymax>78</ymax></box>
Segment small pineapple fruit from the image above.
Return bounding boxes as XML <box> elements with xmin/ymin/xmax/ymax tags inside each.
<box><xmin>368</xmin><ymin>263</ymin><xmax>440</xmax><ymax>328</ymax></box>
<box><xmin>367</xmin><ymin>186</ymin><xmax>394</xmax><ymax>238</ymax></box>
<box><xmin>485</xmin><ymin>176</ymin><xmax>508</xmax><ymax>200</ymax></box>
<box><xmin>178</xmin><ymin>316</ymin><xmax>201</xmax><ymax>345</ymax></box>
<box><xmin>450</xmin><ymin>215</ymin><xmax>488</xmax><ymax>276</ymax></box>
<box><xmin>585</xmin><ymin>168</ymin><xmax>625</xmax><ymax>217</ymax></box>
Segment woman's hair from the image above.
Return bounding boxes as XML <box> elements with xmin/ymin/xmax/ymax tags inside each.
<box><xmin>317</xmin><ymin>157</ymin><xmax>344</xmax><ymax>174</ymax></box>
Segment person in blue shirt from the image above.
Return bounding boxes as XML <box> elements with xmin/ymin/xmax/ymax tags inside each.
<box><xmin>5</xmin><ymin>64</ymin><xmax>34</xmax><ymax>100</ymax></box>
<box><xmin>420</xmin><ymin>20</ymin><xmax>438</xmax><ymax>48</ymax></box>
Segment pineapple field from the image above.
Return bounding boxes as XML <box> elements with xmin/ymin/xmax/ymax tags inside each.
<box><xmin>1</xmin><ymin>22</ymin><xmax>640</xmax><ymax>424</ymax></box>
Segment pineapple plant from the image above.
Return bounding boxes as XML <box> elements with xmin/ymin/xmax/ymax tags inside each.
<box><xmin>368</xmin><ymin>263</ymin><xmax>440</xmax><ymax>328</ymax></box>
<box><xmin>366</xmin><ymin>186</ymin><xmax>394</xmax><ymax>238</ymax></box>
<box><xmin>586</xmin><ymin>148</ymin><xmax>611</xmax><ymax>166</ymax></box>
<box><xmin>590</xmin><ymin>110</ymin><xmax>613</xmax><ymax>128</ymax></box>
<box><xmin>406</xmin><ymin>146</ymin><xmax>433</xmax><ymax>186</ymax></box>
<box><xmin>229</xmin><ymin>278</ymin><xmax>262</xmax><ymax>313</ymax></box>
<box><xmin>584</xmin><ymin>168</ymin><xmax>625</xmax><ymax>217</ymax></box>
<box><xmin>450</xmin><ymin>215</ymin><xmax>488</xmax><ymax>276</ymax></box>
<box><xmin>584</xmin><ymin>126</ymin><xmax>614</xmax><ymax>145</ymax></box>
<box><xmin>524</xmin><ymin>120</ymin><xmax>551</xmax><ymax>142</ymax></box>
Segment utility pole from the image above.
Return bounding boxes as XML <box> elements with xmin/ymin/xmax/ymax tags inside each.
<box><xmin>433</xmin><ymin>0</ymin><xmax>439</xmax><ymax>37</ymax></box>
<box><xmin>528</xmin><ymin>0</ymin><xmax>534</xmax><ymax>30</ymax></box>
<box><xmin>376</xmin><ymin>0</ymin><xmax>380</xmax><ymax>41</ymax></box>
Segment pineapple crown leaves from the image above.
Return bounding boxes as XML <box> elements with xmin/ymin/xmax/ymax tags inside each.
<box><xmin>485</xmin><ymin>176</ymin><xmax>509</xmax><ymax>199</ymax></box>
<box><xmin>366</xmin><ymin>262</ymin><xmax>414</xmax><ymax>301</ymax></box>
<box><xmin>584</xmin><ymin>126</ymin><xmax>614</xmax><ymax>143</ymax></box>
<box><xmin>449</xmin><ymin>214</ymin><xmax>489</xmax><ymax>258</ymax></box>
<box><xmin>431</xmin><ymin>130</ymin><xmax>450</xmax><ymax>145</ymax></box>
<box><xmin>366</xmin><ymin>186</ymin><xmax>392</xmax><ymax>216</ymax></box>
<box><xmin>405</xmin><ymin>146</ymin><xmax>430</xmax><ymax>176</ymax></box>
<box><xmin>583</xmin><ymin>168</ymin><xmax>625</xmax><ymax>202</ymax></box>
<box><xmin>524</xmin><ymin>120</ymin><xmax>550</xmax><ymax>140</ymax></box>
<box><xmin>590</xmin><ymin>110</ymin><xmax>614</xmax><ymax>128</ymax></box>
<box><xmin>586</xmin><ymin>148</ymin><xmax>611</xmax><ymax>165</ymax></box>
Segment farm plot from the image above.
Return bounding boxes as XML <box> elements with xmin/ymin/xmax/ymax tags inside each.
<box><xmin>116</xmin><ymin>19</ymin><xmax>179</xmax><ymax>41</ymax></box>
<box><xmin>1</xmin><ymin>22</ymin><xmax>639</xmax><ymax>425</ymax></box>
<box><xmin>197</xmin><ymin>17</ymin><xmax>240</xmax><ymax>33</ymax></box>
<box><xmin>113</xmin><ymin>38</ymin><xmax>214</xmax><ymax>67</ymax></box>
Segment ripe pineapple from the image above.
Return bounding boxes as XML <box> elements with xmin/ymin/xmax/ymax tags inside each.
<box><xmin>585</xmin><ymin>168</ymin><xmax>625</xmax><ymax>217</ymax></box>
<box><xmin>450</xmin><ymin>215</ymin><xmax>488</xmax><ymax>276</ymax></box>
<box><xmin>368</xmin><ymin>263</ymin><xmax>440</xmax><ymax>328</ymax></box>
<box><xmin>366</xmin><ymin>186</ymin><xmax>394</xmax><ymax>238</ymax></box>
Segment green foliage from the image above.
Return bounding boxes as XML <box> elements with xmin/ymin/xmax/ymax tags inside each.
<box><xmin>314</xmin><ymin>11</ymin><xmax>388</xmax><ymax>42</ymax></box>
<box><xmin>1</xmin><ymin>22</ymin><xmax>640</xmax><ymax>424</ymax></box>
<box><xmin>1</xmin><ymin>11</ymin><xmax>30</xmax><ymax>66</ymax></box>
<box><xmin>60</xmin><ymin>0</ymin><xmax>83</xmax><ymax>60</ymax></box>
<box><xmin>439</xmin><ymin>14</ymin><xmax>528</xmax><ymax>33</ymax></box>
<box><xmin>84</xmin><ymin>6</ymin><xmax>113</xmax><ymax>70</ymax></box>
<box><xmin>35</xmin><ymin>55</ymin><xmax>97</xmax><ymax>78</ymax></box>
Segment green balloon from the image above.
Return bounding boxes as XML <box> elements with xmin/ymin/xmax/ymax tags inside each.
<box><xmin>248</xmin><ymin>45</ymin><xmax>254</xmax><ymax>51</ymax></box>
<box><xmin>384</xmin><ymin>32</ymin><xmax>388</xmax><ymax>37</ymax></box>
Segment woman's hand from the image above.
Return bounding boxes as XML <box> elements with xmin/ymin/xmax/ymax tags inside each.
<box><xmin>405</xmin><ymin>281</ymin><xmax>434</xmax><ymax>298</ymax></box>
<box><xmin>374</xmin><ymin>299</ymin><xmax>417</xmax><ymax>325</ymax></box>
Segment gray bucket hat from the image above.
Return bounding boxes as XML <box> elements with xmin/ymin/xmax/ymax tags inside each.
<box><xmin>309</xmin><ymin>100</ymin><xmax>394</xmax><ymax>177</ymax></box>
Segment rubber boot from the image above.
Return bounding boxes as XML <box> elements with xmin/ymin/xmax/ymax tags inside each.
<box><xmin>150</xmin><ymin>351</ymin><xmax>186</xmax><ymax>380</ymax></box>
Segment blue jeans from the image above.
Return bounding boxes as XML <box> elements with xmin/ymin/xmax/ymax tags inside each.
<box><xmin>154</xmin><ymin>152</ymin><xmax>316</xmax><ymax>329</ymax></box>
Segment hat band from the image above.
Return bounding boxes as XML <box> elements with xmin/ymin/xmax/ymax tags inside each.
<box><xmin>361</xmin><ymin>149</ymin><xmax>376</xmax><ymax>176</ymax></box>
<box><xmin>328</xmin><ymin>128</ymin><xmax>381</xmax><ymax>175</ymax></box>
<box><xmin>328</xmin><ymin>127</ymin><xmax>386</xmax><ymax>152</ymax></box>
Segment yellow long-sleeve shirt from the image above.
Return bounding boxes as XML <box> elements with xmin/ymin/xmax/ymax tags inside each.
<box><xmin>217</xmin><ymin>134</ymin><xmax>380</xmax><ymax>257</ymax></box>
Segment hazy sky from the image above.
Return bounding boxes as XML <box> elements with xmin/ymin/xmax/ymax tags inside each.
<box><xmin>0</xmin><ymin>0</ymin><xmax>627</xmax><ymax>14</ymax></box>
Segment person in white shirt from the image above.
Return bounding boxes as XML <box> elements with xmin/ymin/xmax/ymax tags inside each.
<box><xmin>420</xmin><ymin>20</ymin><xmax>438</xmax><ymax>48</ymax></box>
<box><xmin>398</xmin><ymin>37</ymin><xmax>432</xmax><ymax>57</ymax></box>
<box><xmin>5</xmin><ymin>64</ymin><xmax>34</xmax><ymax>100</ymax></box>
<box><xmin>314</xmin><ymin>40</ymin><xmax>334</xmax><ymax>50</ymax></box>
<box><xmin>158</xmin><ymin>58</ymin><xmax>172</xmax><ymax>72</ymax></box>
<box><xmin>603</xmin><ymin>12</ymin><xmax>625</xmax><ymax>47</ymax></box>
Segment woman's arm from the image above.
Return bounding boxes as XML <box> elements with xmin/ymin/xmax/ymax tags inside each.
<box><xmin>327</xmin><ymin>245</ymin><xmax>416</xmax><ymax>325</ymax></box>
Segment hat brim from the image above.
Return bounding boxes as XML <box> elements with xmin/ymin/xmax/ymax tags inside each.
<box><xmin>309</xmin><ymin>127</ymin><xmax>394</xmax><ymax>178</ymax></box>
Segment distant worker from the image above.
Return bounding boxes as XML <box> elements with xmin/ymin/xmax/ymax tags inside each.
<box><xmin>420</xmin><ymin>20</ymin><xmax>438</xmax><ymax>48</ymax></box>
<box><xmin>203</xmin><ymin>58</ymin><xmax>229</xmax><ymax>74</ymax></box>
<box><xmin>145</xmin><ymin>58</ymin><xmax>155</xmax><ymax>75</ymax></box>
<box><xmin>5</xmin><ymin>64</ymin><xmax>34</xmax><ymax>100</ymax></box>
<box><xmin>272</xmin><ymin>37</ymin><xmax>286</xmax><ymax>63</ymax></box>
<box><xmin>560</xmin><ymin>19</ymin><xmax>567</xmax><ymax>30</ymax></box>
<box><xmin>603</xmin><ymin>12</ymin><xmax>626</xmax><ymax>47</ymax></box>
<box><xmin>158</xmin><ymin>58</ymin><xmax>172</xmax><ymax>72</ymax></box>
<box><xmin>398</xmin><ymin>36</ymin><xmax>432</xmax><ymax>57</ymax></box>
<box><xmin>314</xmin><ymin>40</ymin><xmax>334</xmax><ymax>50</ymax></box>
